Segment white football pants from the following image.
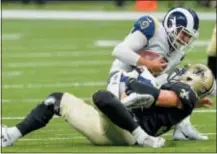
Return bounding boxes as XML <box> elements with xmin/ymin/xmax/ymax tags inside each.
<box><xmin>59</xmin><ymin>92</ymin><xmax>136</xmax><ymax>145</ymax></box>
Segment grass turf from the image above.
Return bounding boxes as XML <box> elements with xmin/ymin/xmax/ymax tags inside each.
<box><xmin>1</xmin><ymin>18</ymin><xmax>216</xmax><ymax>152</ymax></box>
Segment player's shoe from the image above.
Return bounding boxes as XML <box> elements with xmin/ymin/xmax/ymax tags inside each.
<box><xmin>173</xmin><ymin>124</ymin><xmax>208</xmax><ymax>140</ymax></box>
<box><xmin>122</xmin><ymin>93</ymin><xmax>154</xmax><ymax>108</ymax></box>
<box><xmin>142</xmin><ymin>136</ymin><xmax>165</xmax><ymax>148</ymax></box>
<box><xmin>1</xmin><ymin>125</ymin><xmax>13</xmax><ymax>147</ymax></box>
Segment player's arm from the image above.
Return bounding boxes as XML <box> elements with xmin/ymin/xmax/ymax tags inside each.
<box><xmin>124</xmin><ymin>78</ymin><xmax>211</xmax><ymax>109</ymax></box>
<box><xmin>158</xmin><ymin>82</ymin><xmax>214</xmax><ymax>109</ymax></box>
<box><xmin>156</xmin><ymin>90</ymin><xmax>183</xmax><ymax>108</ymax></box>
<box><xmin>112</xmin><ymin>16</ymin><xmax>166</xmax><ymax>72</ymax></box>
<box><xmin>123</xmin><ymin>78</ymin><xmax>183</xmax><ymax>108</ymax></box>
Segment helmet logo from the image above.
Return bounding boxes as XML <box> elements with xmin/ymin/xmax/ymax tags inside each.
<box><xmin>167</xmin><ymin>17</ymin><xmax>177</xmax><ymax>33</ymax></box>
<box><xmin>139</xmin><ymin>20</ymin><xmax>150</xmax><ymax>30</ymax></box>
<box><xmin>180</xmin><ymin>89</ymin><xmax>189</xmax><ymax>100</ymax></box>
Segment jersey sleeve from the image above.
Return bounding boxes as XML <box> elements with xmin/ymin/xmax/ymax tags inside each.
<box><xmin>132</xmin><ymin>16</ymin><xmax>158</xmax><ymax>40</ymax></box>
<box><xmin>161</xmin><ymin>82</ymin><xmax>198</xmax><ymax>111</ymax></box>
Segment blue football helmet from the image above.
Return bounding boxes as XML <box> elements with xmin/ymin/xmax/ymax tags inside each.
<box><xmin>163</xmin><ymin>7</ymin><xmax>199</xmax><ymax>52</ymax></box>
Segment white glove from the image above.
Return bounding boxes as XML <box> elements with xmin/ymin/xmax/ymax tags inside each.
<box><xmin>122</xmin><ymin>70</ymin><xmax>139</xmax><ymax>80</ymax></box>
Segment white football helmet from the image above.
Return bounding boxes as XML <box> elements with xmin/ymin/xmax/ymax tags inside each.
<box><xmin>163</xmin><ymin>7</ymin><xmax>199</xmax><ymax>52</ymax></box>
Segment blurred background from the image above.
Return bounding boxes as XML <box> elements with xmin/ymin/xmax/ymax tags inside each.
<box><xmin>2</xmin><ymin>0</ymin><xmax>217</xmax><ymax>10</ymax></box>
<box><xmin>1</xmin><ymin>0</ymin><xmax>216</xmax><ymax>153</ymax></box>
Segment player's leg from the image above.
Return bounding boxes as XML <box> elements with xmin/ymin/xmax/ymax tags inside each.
<box><xmin>207</xmin><ymin>26</ymin><xmax>216</xmax><ymax>79</ymax></box>
<box><xmin>58</xmin><ymin>92</ymin><xmax>111</xmax><ymax>145</ymax></box>
<box><xmin>59</xmin><ymin>92</ymin><xmax>142</xmax><ymax>146</ymax></box>
<box><xmin>92</xmin><ymin>90</ymin><xmax>165</xmax><ymax>148</ymax></box>
<box><xmin>1</xmin><ymin>92</ymin><xmax>63</xmax><ymax>147</ymax></box>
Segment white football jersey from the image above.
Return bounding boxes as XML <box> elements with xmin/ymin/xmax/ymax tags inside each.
<box><xmin>109</xmin><ymin>15</ymin><xmax>185</xmax><ymax>75</ymax></box>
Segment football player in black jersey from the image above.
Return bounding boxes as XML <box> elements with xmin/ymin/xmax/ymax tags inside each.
<box><xmin>93</xmin><ymin>64</ymin><xmax>215</xmax><ymax>146</ymax></box>
<box><xmin>1</xmin><ymin>64</ymin><xmax>215</xmax><ymax>148</ymax></box>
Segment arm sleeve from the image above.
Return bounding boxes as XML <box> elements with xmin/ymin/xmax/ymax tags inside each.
<box><xmin>112</xmin><ymin>15</ymin><xmax>157</xmax><ymax>66</ymax></box>
<box><xmin>112</xmin><ymin>31</ymin><xmax>148</xmax><ymax>66</ymax></box>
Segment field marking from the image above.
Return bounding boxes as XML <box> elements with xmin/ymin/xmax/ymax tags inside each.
<box><xmin>193</xmin><ymin>109</ymin><xmax>216</xmax><ymax>113</ymax></box>
<box><xmin>2</xmin><ymin>69</ymin><xmax>106</xmax><ymax>78</ymax></box>
<box><xmin>2</xmin><ymin>115</ymin><xmax>61</xmax><ymax>120</ymax></box>
<box><xmin>14</xmin><ymin>132</ymin><xmax>216</xmax><ymax>141</ymax></box>
<box><xmin>2</xmin><ymin>109</ymin><xmax>216</xmax><ymax>120</ymax></box>
<box><xmin>19</xmin><ymin>137</ymin><xmax>85</xmax><ymax>141</ymax></box>
<box><xmin>3</xmin><ymin>60</ymin><xmax>111</xmax><ymax>68</ymax></box>
<box><xmin>95</xmin><ymin>40</ymin><xmax>210</xmax><ymax>48</ymax></box>
<box><xmin>4</xmin><ymin>51</ymin><xmax>110</xmax><ymax>58</ymax></box>
<box><xmin>3</xmin><ymin>81</ymin><xmax>106</xmax><ymax>89</ymax></box>
<box><xmin>2</xmin><ymin>10</ymin><xmax>216</xmax><ymax>20</ymax></box>
<box><xmin>2</xmin><ymin>71</ymin><xmax>22</xmax><ymax>77</ymax></box>
<box><xmin>1</xmin><ymin>33</ymin><xmax>22</xmax><ymax>40</ymax></box>
<box><xmin>2</xmin><ymin>97</ymin><xmax>92</xmax><ymax>103</ymax></box>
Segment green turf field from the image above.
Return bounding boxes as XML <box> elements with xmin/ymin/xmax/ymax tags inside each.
<box><xmin>2</xmin><ymin>18</ymin><xmax>216</xmax><ymax>152</ymax></box>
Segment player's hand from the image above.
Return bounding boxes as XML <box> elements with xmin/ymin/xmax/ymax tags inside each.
<box><xmin>146</xmin><ymin>56</ymin><xmax>168</xmax><ymax>73</ymax></box>
<box><xmin>197</xmin><ymin>97</ymin><xmax>215</xmax><ymax>108</ymax></box>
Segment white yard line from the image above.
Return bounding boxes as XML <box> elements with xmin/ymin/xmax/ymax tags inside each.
<box><xmin>2</xmin><ymin>71</ymin><xmax>22</xmax><ymax>77</ymax></box>
<box><xmin>2</xmin><ymin>70</ymin><xmax>105</xmax><ymax>78</ymax></box>
<box><xmin>2</xmin><ymin>109</ymin><xmax>216</xmax><ymax>120</ymax></box>
<box><xmin>2</xmin><ymin>115</ymin><xmax>60</xmax><ymax>120</ymax></box>
<box><xmin>193</xmin><ymin>109</ymin><xmax>216</xmax><ymax>113</ymax></box>
<box><xmin>2</xmin><ymin>81</ymin><xmax>106</xmax><ymax>89</ymax></box>
<box><xmin>4</xmin><ymin>51</ymin><xmax>110</xmax><ymax>58</ymax></box>
<box><xmin>95</xmin><ymin>40</ymin><xmax>210</xmax><ymax>48</ymax></box>
<box><xmin>1</xmin><ymin>33</ymin><xmax>22</xmax><ymax>40</ymax></box>
<box><xmin>4</xmin><ymin>60</ymin><xmax>111</xmax><ymax>68</ymax></box>
<box><xmin>7</xmin><ymin>132</ymin><xmax>217</xmax><ymax>141</ymax></box>
<box><xmin>2</xmin><ymin>10</ymin><xmax>216</xmax><ymax>20</ymax></box>
<box><xmin>19</xmin><ymin>137</ymin><xmax>85</xmax><ymax>141</ymax></box>
<box><xmin>2</xmin><ymin>97</ymin><xmax>92</xmax><ymax>103</ymax></box>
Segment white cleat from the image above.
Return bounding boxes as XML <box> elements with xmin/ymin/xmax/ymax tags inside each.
<box><xmin>173</xmin><ymin>125</ymin><xmax>208</xmax><ymax>140</ymax></box>
<box><xmin>142</xmin><ymin>136</ymin><xmax>165</xmax><ymax>148</ymax></box>
<box><xmin>122</xmin><ymin>93</ymin><xmax>154</xmax><ymax>109</ymax></box>
<box><xmin>1</xmin><ymin>125</ymin><xmax>13</xmax><ymax>147</ymax></box>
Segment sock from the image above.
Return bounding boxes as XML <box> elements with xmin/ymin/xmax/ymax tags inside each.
<box><xmin>16</xmin><ymin>102</ymin><xmax>54</xmax><ymax>136</ymax></box>
<box><xmin>132</xmin><ymin>126</ymin><xmax>149</xmax><ymax>145</ymax></box>
<box><xmin>16</xmin><ymin>92</ymin><xmax>63</xmax><ymax>136</ymax></box>
<box><xmin>7</xmin><ymin>127</ymin><xmax>22</xmax><ymax>143</ymax></box>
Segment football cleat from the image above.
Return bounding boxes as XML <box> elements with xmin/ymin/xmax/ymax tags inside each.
<box><xmin>1</xmin><ymin>125</ymin><xmax>13</xmax><ymax>147</ymax></box>
<box><xmin>142</xmin><ymin>136</ymin><xmax>165</xmax><ymax>148</ymax></box>
<box><xmin>173</xmin><ymin>124</ymin><xmax>208</xmax><ymax>140</ymax></box>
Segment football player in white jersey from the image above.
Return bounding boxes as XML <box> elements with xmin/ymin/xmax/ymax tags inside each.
<box><xmin>108</xmin><ymin>7</ymin><xmax>208</xmax><ymax>140</ymax></box>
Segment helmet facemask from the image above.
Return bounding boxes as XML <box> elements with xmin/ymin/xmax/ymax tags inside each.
<box><xmin>168</xmin><ymin>64</ymin><xmax>215</xmax><ymax>98</ymax></box>
<box><xmin>166</xmin><ymin>18</ymin><xmax>198</xmax><ymax>52</ymax></box>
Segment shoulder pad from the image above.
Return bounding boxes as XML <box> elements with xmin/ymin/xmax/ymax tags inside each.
<box><xmin>132</xmin><ymin>16</ymin><xmax>158</xmax><ymax>40</ymax></box>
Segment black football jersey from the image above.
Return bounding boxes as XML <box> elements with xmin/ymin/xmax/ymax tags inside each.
<box><xmin>131</xmin><ymin>82</ymin><xmax>198</xmax><ymax>136</ymax></box>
